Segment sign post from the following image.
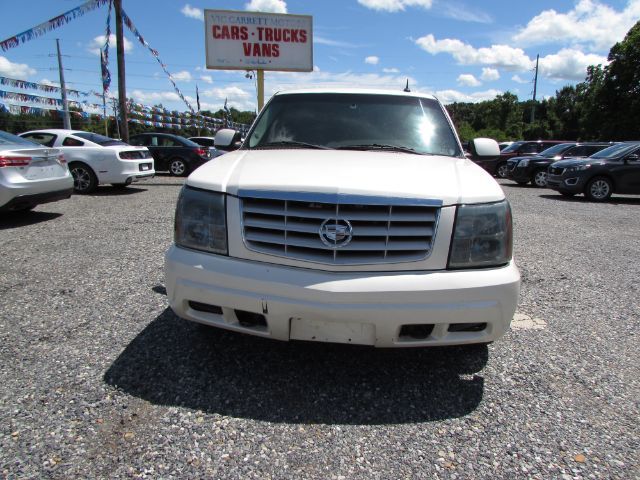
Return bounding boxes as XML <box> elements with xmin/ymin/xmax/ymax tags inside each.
<box><xmin>204</xmin><ymin>10</ymin><xmax>313</xmax><ymax>112</ymax></box>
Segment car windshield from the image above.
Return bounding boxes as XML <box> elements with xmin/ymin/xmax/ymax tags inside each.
<box><xmin>500</xmin><ymin>142</ymin><xmax>525</xmax><ymax>153</ymax></box>
<box><xmin>538</xmin><ymin>143</ymin><xmax>575</xmax><ymax>156</ymax></box>
<box><xmin>590</xmin><ymin>143</ymin><xmax>639</xmax><ymax>159</ymax></box>
<box><xmin>0</xmin><ymin>130</ymin><xmax>40</xmax><ymax>147</ymax></box>
<box><xmin>245</xmin><ymin>93</ymin><xmax>462</xmax><ymax>157</ymax></box>
<box><xmin>73</xmin><ymin>131</ymin><xmax>127</xmax><ymax>146</ymax></box>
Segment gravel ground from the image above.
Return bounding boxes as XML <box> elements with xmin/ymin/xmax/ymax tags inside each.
<box><xmin>0</xmin><ymin>176</ymin><xmax>638</xmax><ymax>479</ymax></box>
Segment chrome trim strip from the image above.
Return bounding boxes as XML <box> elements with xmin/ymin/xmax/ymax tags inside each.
<box><xmin>237</xmin><ymin>189</ymin><xmax>443</xmax><ymax>207</ymax></box>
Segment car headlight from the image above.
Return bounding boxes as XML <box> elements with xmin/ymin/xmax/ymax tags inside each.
<box><xmin>567</xmin><ymin>164</ymin><xmax>591</xmax><ymax>172</ymax></box>
<box><xmin>174</xmin><ymin>186</ymin><xmax>227</xmax><ymax>255</ymax></box>
<box><xmin>518</xmin><ymin>159</ymin><xmax>529</xmax><ymax>167</ymax></box>
<box><xmin>448</xmin><ymin>200</ymin><xmax>513</xmax><ymax>269</ymax></box>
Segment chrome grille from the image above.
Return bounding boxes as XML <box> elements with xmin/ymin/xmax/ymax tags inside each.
<box><xmin>241</xmin><ymin>193</ymin><xmax>440</xmax><ymax>265</ymax></box>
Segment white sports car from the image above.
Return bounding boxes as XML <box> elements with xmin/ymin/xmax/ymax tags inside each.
<box><xmin>19</xmin><ymin>129</ymin><xmax>155</xmax><ymax>193</ymax></box>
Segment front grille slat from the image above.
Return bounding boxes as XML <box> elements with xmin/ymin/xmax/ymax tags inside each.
<box><xmin>241</xmin><ymin>195</ymin><xmax>440</xmax><ymax>265</ymax></box>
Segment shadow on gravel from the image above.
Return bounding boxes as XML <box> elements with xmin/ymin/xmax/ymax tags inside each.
<box><xmin>104</xmin><ymin>308</ymin><xmax>488</xmax><ymax>425</ymax></box>
<box><xmin>90</xmin><ymin>186</ymin><xmax>147</xmax><ymax>196</ymax></box>
<box><xmin>539</xmin><ymin>194</ymin><xmax>640</xmax><ymax>205</ymax></box>
<box><xmin>0</xmin><ymin>210</ymin><xmax>62</xmax><ymax>229</ymax></box>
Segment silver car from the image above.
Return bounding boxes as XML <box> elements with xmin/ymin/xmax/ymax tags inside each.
<box><xmin>0</xmin><ymin>130</ymin><xmax>73</xmax><ymax>212</ymax></box>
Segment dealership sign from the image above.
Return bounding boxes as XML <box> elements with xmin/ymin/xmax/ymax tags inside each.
<box><xmin>204</xmin><ymin>10</ymin><xmax>313</xmax><ymax>72</ymax></box>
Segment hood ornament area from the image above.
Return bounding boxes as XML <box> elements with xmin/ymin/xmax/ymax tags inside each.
<box><xmin>319</xmin><ymin>218</ymin><xmax>353</xmax><ymax>249</ymax></box>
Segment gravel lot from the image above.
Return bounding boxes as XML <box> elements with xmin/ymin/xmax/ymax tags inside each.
<box><xmin>1</xmin><ymin>175</ymin><xmax>638</xmax><ymax>479</ymax></box>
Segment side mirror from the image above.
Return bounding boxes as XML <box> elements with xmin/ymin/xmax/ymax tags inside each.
<box><xmin>214</xmin><ymin>129</ymin><xmax>242</xmax><ymax>151</ymax></box>
<box><xmin>468</xmin><ymin>138</ymin><xmax>500</xmax><ymax>158</ymax></box>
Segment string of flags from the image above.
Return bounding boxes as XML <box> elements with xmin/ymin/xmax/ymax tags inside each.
<box><xmin>0</xmin><ymin>76</ymin><xmax>86</xmax><ymax>97</ymax></box>
<box><xmin>0</xmin><ymin>0</ymin><xmax>110</xmax><ymax>51</ymax></box>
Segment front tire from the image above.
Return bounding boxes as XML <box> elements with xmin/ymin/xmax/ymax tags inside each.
<box><xmin>496</xmin><ymin>163</ymin><xmax>509</xmax><ymax>179</ymax></box>
<box><xmin>169</xmin><ymin>158</ymin><xmax>188</xmax><ymax>177</ymax></box>
<box><xmin>69</xmin><ymin>162</ymin><xmax>98</xmax><ymax>194</ymax></box>
<box><xmin>585</xmin><ymin>176</ymin><xmax>612</xmax><ymax>202</ymax></box>
<box><xmin>532</xmin><ymin>170</ymin><xmax>548</xmax><ymax>187</ymax></box>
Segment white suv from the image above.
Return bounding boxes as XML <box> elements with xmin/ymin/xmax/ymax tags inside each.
<box><xmin>165</xmin><ymin>89</ymin><xmax>520</xmax><ymax>347</ymax></box>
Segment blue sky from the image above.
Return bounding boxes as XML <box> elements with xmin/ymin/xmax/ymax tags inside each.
<box><xmin>0</xmin><ymin>0</ymin><xmax>638</xmax><ymax>115</ymax></box>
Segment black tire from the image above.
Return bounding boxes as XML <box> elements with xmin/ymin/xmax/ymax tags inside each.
<box><xmin>496</xmin><ymin>163</ymin><xmax>509</xmax><ymax>179</ymax></box>
<box><xmin>169</xmin><ymin>158</ymin><xmax>188</xmax><ymax>177</ymax></box>
<box><xmin>532</xmin><ymin>170</ymin><xmax>548</xmax><ymax>188</ymax></box>
<box><xmin>584</xmin><ymin>176</ymin><xmax>612</xmax><ymax>202</ymax></box>
<box><xmin>69</xmin><ymin>162</ymin><xmax>98</xmax><ymax>194</ymax></box>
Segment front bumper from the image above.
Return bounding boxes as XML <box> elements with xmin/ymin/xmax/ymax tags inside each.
<box><xmin>165</xmin><ymin>245</ymin><xmax>521</xmax><ymax>348</ymax></box>
<box><xmin>546</xmin><ymin>173</ymin><xmax>587</xmax><ymax>193</ymax></box>
<box><xmin>507</xmin><ymin>165</ymin><xmax>533</xmax><ymax>183</ymax></box>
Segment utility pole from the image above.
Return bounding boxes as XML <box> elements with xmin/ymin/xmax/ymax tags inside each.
<box><xmin>530</xmin><ymin>54</ymin><xmax>539</xmax><ymax>124</ymax></box>
<box><xmin>56</xmin><ymin>39</ymin><xmax>71</xmax><ymax>130</ymax></box>
<box><xmin>114</xmin><ymin>0</ymin><xmax>129</xmax><ymax>142</ymax></box>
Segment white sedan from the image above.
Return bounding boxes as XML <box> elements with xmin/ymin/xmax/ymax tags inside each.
<box><xmin>19</xmin><ymin>129</ymin><xmax>154</xmax><ymax>193</ymax></box>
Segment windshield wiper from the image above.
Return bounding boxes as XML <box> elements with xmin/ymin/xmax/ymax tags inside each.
<box><xmin>257</xmin><ymin>140</ymin><xmax>332</xmax><ymax>150</ymax></box>
<box><xmin>336</xmin><ymin>143</ymin><xmax>422</xmax><ymax>155</ymax></box>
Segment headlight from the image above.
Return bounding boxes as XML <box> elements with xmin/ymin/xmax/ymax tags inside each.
<box><xmin>448</xmin><ymin>200</ymin><xmax>512</xmax><ymax>269</ymax></box>
<box><xmin>567</xmin><ymin>164</ymin><xmax>591</xmax><ymax>172</ymax></box>
<box><xmin>518</xmin><ymin>159</ymin><xmax>529</xmax><ymax>167</ymax></box>
<box><xmin>174</xmin><ymin>186</ymin><xmax>227</xmax><ymax>255</ymax></box>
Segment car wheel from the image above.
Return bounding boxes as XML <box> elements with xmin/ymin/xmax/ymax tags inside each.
<box><xmin>496</xmin><ymin>163</ymin><xmax>509</xmax><ymax>179</ymax></box>
<box><xmin>69</xmin><ymin>162</ymin><xmax>98</xmax><ymax>194</ymax></box>
<box><xmin>585</xmin><ymin>176</ymin><xmax>612</xmax><ymax>202</ymax></box>
<box><xmin>532</xmin><ymin>170</ymin><xmax>548</xmax><ymax>187</ymax></box>
<box><xmin>169</xmin><ymin>158</ymin><xmax>188</xmax><ymax>176</ymax></box>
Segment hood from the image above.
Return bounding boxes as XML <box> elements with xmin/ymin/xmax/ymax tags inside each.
<box><xmin>552</xmin><ymin>157</ymin><xmax>602</xmax><ymax>168</ymax></box>
<box><xmin>186</xmin><ymin>149</ymin><xmax>505</xmax><ymax>206</ymax></box>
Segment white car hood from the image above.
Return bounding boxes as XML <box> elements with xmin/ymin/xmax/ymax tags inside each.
<box><xmin>187</xmin><ymin>149</ymin><xmax>504</xmax><ymax>205</ymax></box>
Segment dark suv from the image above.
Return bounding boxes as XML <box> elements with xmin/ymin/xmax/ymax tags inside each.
<box><xmin>506</xmin><ymin>142</ymin><xmax>612</xmax><ymax>187</ymax></box>
<box><xmin>474</xmin><ymin>140</ymin><xmax>570</xmax><ymax>178</ymax></box>
<box><xmin>129</xmin><ymin>133</ymin><xmax>212</xmax><ymax>176</ymax></box>
<box><xmin>547</xmin><ymin>142</ymin><xmax>640</xmax><ymax>201</ymax></box>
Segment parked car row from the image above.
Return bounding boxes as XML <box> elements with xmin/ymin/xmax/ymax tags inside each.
<box><xmin>1</xmin><ymin>128</ymin><xmax>233</xmax><ymax>212</ymax></box>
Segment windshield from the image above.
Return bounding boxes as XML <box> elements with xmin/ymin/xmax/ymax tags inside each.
<box><xmin>538</xmin><ymin>143</ymin><xmax>575</xmax><ymax>156</ymax></box>
<box><xmin>501</xmin><ymin>141</ymin><xmax>525</xmax><ymax>153</ymax></box>
<box><xmin>590</xmin><ymin>143</ymin><xmax>638</xmax><ymax>159</ymax></box>
<box><xmin>73</xmin><ymin>131</ymin><xmax>127</xmax><ymax>146</ymax></box>
<box><xmin>246</xmin><ymin>93</ymin><xmax>462</xmax><ymax>156</ymax></box>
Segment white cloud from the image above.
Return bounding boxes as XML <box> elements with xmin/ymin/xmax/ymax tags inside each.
<box><xmin>358</xmin><ymin>0</ymin><xmax>433</xmax><ymax>12</ymax></box>
<box><xmin>314</xmin><ymin>36</ymin><xmax>360</xmax><ymax>48</ymax></box>
<box><xmin>435</xmin><ymin>89</ymin><xmax>503</xmax><ymax>104</ymax></box>
<box><xmin>438</xmin><ymin>3</ymin><xmax>492</xmax><ymax>23</ymax></box>
<box><xmin>203</xmin><ymin>85</ymin><xmax>255</xmax><ymax>111</ymax></box>
<box><xmin>130</xmin><ymin>90</ymin><xmax>182</xmax><ymax>105</ymax></box>
<box><xmin>415</xmin><ymin>34</ymin><xmax>533</xmax><ymax>71</ymax></box>
<box><xmin>87</xmin><ymin>34</ymin><xmax>133</xmax><ymax>56</ymax></box>
<box><xmin>245</xmin><ymin>0</ymin><xmax>287</xmax><ymax>13</ymax></box>
<box><xmin>457</xmin><ymin>74</ymin><xmax>481</xmax><ymax>87</ymax></box>
<box><xmin>171</xmin><ymin>71</ymin><xmax>193</xmax><ymax>82</ymax></box>
<box><xmin>181</xmin><ymin>4</ymin><xmax>204</xmax><ymax>20</ymax></box>
<box><xmin>539</xmin><ymin>48</ymin><xmax>607</xmax><ymax>81</ymax></box>
<box><xmin>481</xmin><ymin>67</ymin><xmax>500</xmax><ymax>81</ymax></box>
<box><xmin>383</xmin><ymin>67</ymin><xmax>400</xmax><ymax>73</ymax></box>
<box><xmin>39</xmin><ymin>78</ymin><xmax>59</xmax><ymax>87</ymax></box>
<box><xmin>511</xmin><ymin>75</ymin><xmax>529</xmax><ymax>84</ymax></box>
<box><xmin>0</xmin><ymin>56</ymin><xmax>36</xmax><ymax>78</ymax></box>
<box><xmin>513</xmin><ymin>0</ymin><xmax>640</xmax><ymax>50</ymax></box>
<box><xmin>200</xmin><ymin>75</ymin><xmax>213</xmax><ymax>84</ymax></box>
<box><xmin>365</xmin><ymin>56</ymin><xmax>380</xmax><ymax>65</ymax></box>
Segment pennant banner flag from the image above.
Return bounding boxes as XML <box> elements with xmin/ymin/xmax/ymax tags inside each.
<box><xmin>101</xmin><ymin>0</ymin><xmax>112</xmax><ymax>93</ymax></box>
<box><xmin>0</xmin><ymin>0</ymin><xmax>110</xmax><ymax>51</ymax></box>
<box><xmin>0</xmin><ymin>76</ymin><xmax>85</xmax><ymax>97</ymax></box>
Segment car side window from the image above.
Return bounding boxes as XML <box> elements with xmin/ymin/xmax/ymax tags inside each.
<box><xmin>161</xmin><ymin>138</ymin><xmax>178</xmax><ymax>147</ymax></box>
<box><xmin>22</xmin><ymin>133</ymin><xmax>57</xmax><ymax>147</ymax></box>
<box><xmin>62</xmin><ymin>137</ymin><xmax>85</xmax><ymax>147</ymax></box>
<box><xmin>129</xmin><ymin>136</ymin><xmax>146</xmax><ymax>146</ymax></box>
<box><xmin>567</xmin><ymin>146</ymin><xmax>589</xmax><ymax>157</ymax></box>
<box><xmin>519</xmin><ymin>143</ymin><xmax>538</xmax><ymax>154</ymax></box>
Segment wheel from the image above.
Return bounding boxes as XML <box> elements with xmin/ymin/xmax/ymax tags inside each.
<box><xmin>496</xmin><ymin>163</ymin><xmax>509</xmax><ymax>179</ymax></box>
<box><xmin>559</xmin><ymin>190</ymin><xmax>575</xmax><ymax>197</ymax></box>
<box><xmin>169</xmin><ymin>158</ymin><xmax>188</xmax><ymax>177</ymax></box>
<box><xmin>532</xmin><ymin>170</ymin><xmax>548</xmax><ymax>187</ymax></box>
<box><xmin>585</xmin><ymin>176</ymin><xmax>612</xmax><ymax>201</ymax></box>
<box><xmin>69</xmin><ymin>162</ymin><xmax>98</xmax><ymax>194</ymax></box>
